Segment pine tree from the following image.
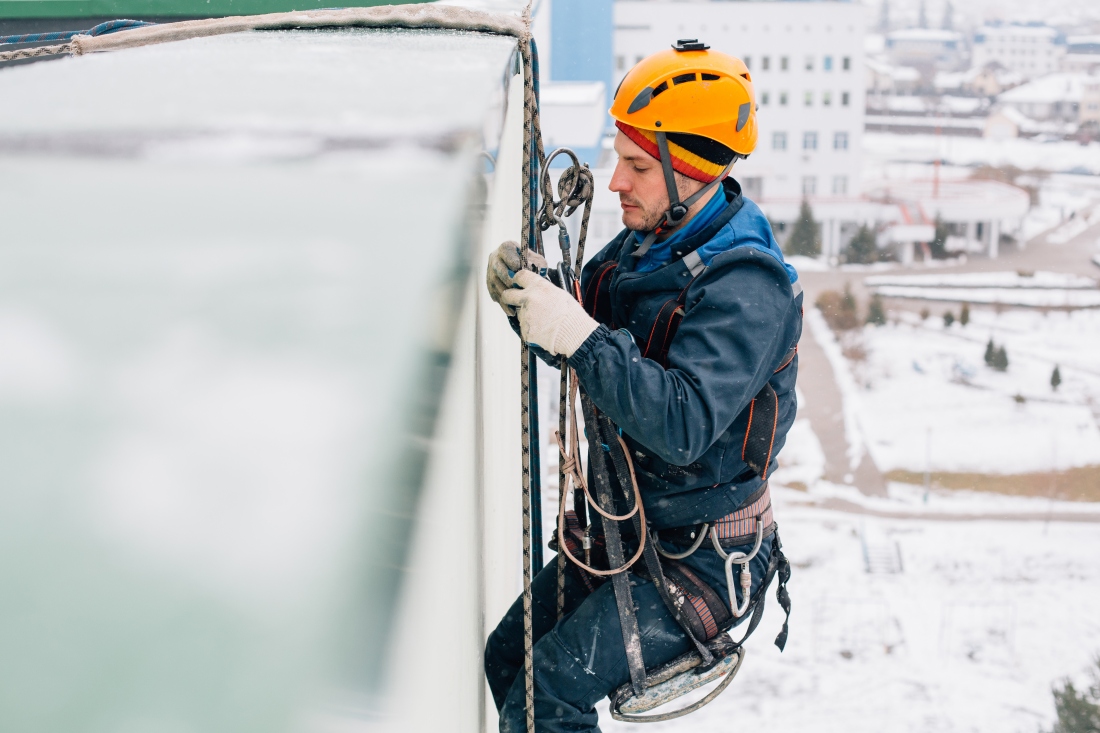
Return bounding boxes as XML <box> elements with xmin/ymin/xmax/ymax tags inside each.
<box><xmin>1047</xmin><ymin>657</ymin><xmax>1100</xmax><ymax>733</ymax></box>
<box><xmin>866</xmin><ymin>293</ymin><xmax>887</xmax><ymax>326</ymax></box>
<box><xmin>1052</xmin><ymin>365</ymin><xmax>1062</xmax><ymax>392</ymax></box>
<box><xmin>785</xmin><ymin>199</ymin><xmax>821</xmax><ymax>257</ymax></box>
<box><xmin>992</xmin><ymin>345</ymin><xmax>1009</xmax><ymax>372</ymax></box>
<box><xmin>984</xmin><ymin>339</ymin><xmax>996</xmax><ymax>366</ymax></box>
<box><xmin>943</xmin><ymin>310</ymin><xmax>955</xmax><ymax>328</ymax></box>
<box><xmin>960</xmin><ymin>302</ymin><xmax>970</xmax><ymax>327</ymax></box>
<box><xmin>844</xmin><ymin>224</ymin><xmax>878</xmax><ymax>264</ymax></box>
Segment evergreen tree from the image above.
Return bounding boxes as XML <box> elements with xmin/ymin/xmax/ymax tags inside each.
<box><xmin>866</xmin><ymin>293</ymin><xmax>887</xmax><ymax>326</ymax></box>
<box><xmin>929</xmin><ymin>216</ymin><xmax>950</xmax><ymax>259</ymax></box>
<box><xmin>1046</xmin><ymin>657</ymin><xmax>1100</xmax><ymax>733</ymax></box>
<box><xmin>920</xmin><ymin>308</ymin><xmax>930</xmax><ymax>321</ymax></box>
<box><xmin>943</xmin><ymin>310</ymin><xmax>955</xmax><ymax>328</ymax></box>
<box><xmin>844</xmin><ymin>224</ymin><xmax>878</xmax><ymax>264</ymax></box>
<box><xmin>786</xmin><ymin>199</ymin><xmax>821</xmax><ymax>257</ymax></box>
<box><xmin>960</xmin><ymin>302</ymin><xmax>970</xmax><ymax>327</ymax></box>
<box><xmin>1052</xmin><ymin>365</ymin><xmax>1062</xmax><ymax>392</ymax></box>
<box><xmin>984</xmin><ymin>338</ymin><xmax>996</xmax><ymax>366</ymax></box>
<box><xmin>992</xmin><ymin>345</ymin><xmax>1009</xmax><ymax>372</ymax></box>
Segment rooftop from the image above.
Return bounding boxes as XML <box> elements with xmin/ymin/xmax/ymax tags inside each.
<box><xmin>887</xmin><ymin>28</ymin><xmax>964</xmax><ymax>44</ymax></box>
<box><xmin>998</xmin><ymin>72</ymin><xmax>1087</xmax><ymax>104</ymax></box>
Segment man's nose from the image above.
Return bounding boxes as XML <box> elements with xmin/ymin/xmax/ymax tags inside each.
<box><xmin>609</xmin><ymin>161</ymin><xmax>630</xmax><ymax>193</ymax></box>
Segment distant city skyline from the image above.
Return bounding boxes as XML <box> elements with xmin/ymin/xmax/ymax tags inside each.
<box><xmin>860</xmin><ymin>0</ymin><xmax>1100</xmax><ymax>31</ymax></box>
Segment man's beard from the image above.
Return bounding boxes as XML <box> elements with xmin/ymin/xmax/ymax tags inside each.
<box><xmin>619</xmin><ymin>195</ymin><xmax>666</xmax><ymax>232</ymax></box>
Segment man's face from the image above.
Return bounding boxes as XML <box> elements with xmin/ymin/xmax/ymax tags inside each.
<box><xmin>609</xmin><ymin>131</ymin><xmax>703</xmax><ymax>231</ymax></box>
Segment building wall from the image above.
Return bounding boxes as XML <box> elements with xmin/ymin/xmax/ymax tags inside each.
<box><xmin>614</xmin><ymin>0</ymin><xmax>865</xmax><ymax>210</ymax></box>
<box><xmin>973</xmin><ymin>25</ymin><xmax>1065</xmax><ymax>78</ymax></box>
<box><xmin>1082</xmin><ymin>79</ymin><xmax>1100</xmax><ymax>127</ymax></box>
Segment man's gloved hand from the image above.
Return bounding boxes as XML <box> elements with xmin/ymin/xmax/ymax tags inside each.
<box><xmin>486</xmin><ymin>240</ymin><xmax>546</xmax><ymax>316</ymax></box>
<box><xmin>499</xmin><ymin>270</ymin><xmax>599</xmax><ymax>357</ymax></box>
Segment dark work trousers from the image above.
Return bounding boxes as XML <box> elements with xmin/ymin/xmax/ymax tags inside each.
<box><xmin>484</xmin><ymin>533</ymin><xmax>774</xmax><ymax>732</ymax></box>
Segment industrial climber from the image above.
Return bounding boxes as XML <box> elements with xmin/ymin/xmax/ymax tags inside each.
<box><xmin>484</xmin><ymin>41</ymin><xmax>801</xmax><ymax>732</ymax></box>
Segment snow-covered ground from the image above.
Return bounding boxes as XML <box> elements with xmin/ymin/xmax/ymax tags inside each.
<box><xmin>809</xmin><ymin>307</ymin><xmax>1100</xmax><ymax>474</ymax></box>
<box><xmin>599</xmin><ymin>487</ymin><xmax>1100</xmax><ymax>733</ymax></box>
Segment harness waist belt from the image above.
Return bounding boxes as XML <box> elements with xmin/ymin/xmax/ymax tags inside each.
<box><xmin>663</xmin><ymin>482</ymin><xmax>774</xmax><ymax>548</ymax></box>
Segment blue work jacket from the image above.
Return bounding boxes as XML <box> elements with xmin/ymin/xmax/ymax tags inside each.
<box><xmin>566</xmin><ymin>179</ymin><xmax>803</xmax><ymax>529</ymax></box>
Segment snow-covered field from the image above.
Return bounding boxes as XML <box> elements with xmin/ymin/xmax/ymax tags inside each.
<box><xmin>599</xmin><ymin>487</ymin><xmax>1100</xmax><ymax>733</ymax></box>
<box><xmin>808</xmin><ymin>307</ymin><xmax>1100</xmax><ymax>474</ymax></box>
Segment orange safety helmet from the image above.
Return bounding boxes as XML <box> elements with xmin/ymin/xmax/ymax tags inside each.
<box><xmin>609</xmin><ymin>40</ymin><xmax>758</xmax><ymax>250</ymax></box>
<box><xmin>610</xmin><ymin>39</ymin><xmax>758</xmax><ymax>156</ymax></box>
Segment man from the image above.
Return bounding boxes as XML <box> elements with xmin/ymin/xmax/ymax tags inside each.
<box><xmin>484</xmin><ymin>42</ymin><xmax>801</xmax><ymax>732</ymax></box>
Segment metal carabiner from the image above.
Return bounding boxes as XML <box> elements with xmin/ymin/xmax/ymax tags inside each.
<box><xmin>710</xmin><ymin>521</ymin><xmax>765</xmax><ymax>618</ymax></box>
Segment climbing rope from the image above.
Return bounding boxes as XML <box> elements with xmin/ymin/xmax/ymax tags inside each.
<box><xmin>517</xmin><ymin>7</ymin><xmax>544</xmax><ymax>730</ymax></box>
<box><xmin>0</xmin><ymin>19</ymin><xmax>154</xmax><ymax>63</ymax></box>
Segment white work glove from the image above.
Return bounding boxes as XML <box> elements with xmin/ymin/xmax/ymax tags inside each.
<box><xmin>499</xmin><ymin>269</ymin><xmax>599</xmax><ymax>357</ymax></box>
<box><xmin>486</xmin><ymin>240</ymin><xmax>546</xmax><ymax>316</ymax></box>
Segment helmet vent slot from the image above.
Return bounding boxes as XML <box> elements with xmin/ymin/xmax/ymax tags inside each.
<box><xmin>651</xmin><ymin>81</ymin><xmax>669</xmax><ymax>97</ymax></box>
<box><xmin>701</xmin><ymin>73</ymin><xmax>720</xmax><ymax>81</ymax></box>
<box><xmin>672</xmin><ymin>73</ymin><xmax>697</xmax><ymax>85</ymax></box>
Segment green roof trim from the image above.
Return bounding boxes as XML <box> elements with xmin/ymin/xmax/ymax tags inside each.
<box><xmin>0</xmin><ymin>0</ymin><xmax>420</xmax><ymax>20</ymax></box>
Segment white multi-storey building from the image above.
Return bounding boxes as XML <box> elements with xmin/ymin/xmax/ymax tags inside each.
<box><xmin>972</xmin><ymin>24</ymin><xmax>1066</xmax><ymax>78</ymax></box>
<box><xmin>610</xmin><ymin>0</ymin><xmax>867</xmax><ymax>257</ymax></box>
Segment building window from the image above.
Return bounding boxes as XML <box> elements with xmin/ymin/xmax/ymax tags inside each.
<box><xmin>761</xmin><ymin>91</ymin><xmax>770</xmax><ymax>105</ymax></box>
<box><xmin>842</xmin><ymin>56</ymin><xmax>851</xmax><ymax>71</ymax></box>
<box><xmin>745</xmin><ymin>56</ymin><xmax>752</xmax><ymax>70</ymax></box>
<box><xmin>780</xmin><ymin>56</ymin><xmax>789</xmax><ymax>71</ymax></box>
<box><xmin>834</xmin><ymin>131</ymin><xmax>849</xmax><ymax>149</ymax></box>
<box><xmin>824</xmin><ymin>55</ymin><xmax>833</xmax><ymax>71</ymax></box>
<box><xmin>802</xmin><ymin>176</ymin><xmax>817</xmax><ymax>196</ymax></box>
<box><xmin>804</xmin><ymin>91</ymin><xmax>813</xmax><ymax>106</ymax></box>
<box><xmin>803</xmin><ymin>131</ymin><xmax>818</xmax><ymax>150</ymax></box>
<box><xmin>780</xmin><ymin>91</ymin><xmax>788</xmax><ymax>106</ymax></box>
<box><xmin>841</xmin><ymin>91</ymin><xmax>850</xmax><ymax>106</ymax></box>
<box><xmin>805</xmin><ymin>55</ymin><xmax>814</xmax><ymax>71</ymax></box>
<box><xmin>773</xmin><ymin>131</ymin><xmax>787</xmax><ymax>150</ymax></box>
<box><xmin>616</xmin><ymin>55</ymin><xmax>626</xmax><ymax>71</ymax></box>
<box><xmin>823</xmin><ymin>91</ymin><xmax>832</xmax><ymax>106</ymax></box>
<box><xmin>833</xmin><ymin>175</ymin><xmax>848</xmax><ymax>195</ymax></box>
<box><xmin>742</xmin><ymin>177</ymin><xmax>763</xmax><ymax>200</ymax></box>
<box><xmin>762</xmin><ymin>55</ymin><xmax>770</xmax><ymax>71</ymax></box>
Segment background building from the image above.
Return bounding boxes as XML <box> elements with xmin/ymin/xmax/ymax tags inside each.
<box><xmin>885</xmin><ymin>28</ymin><xmax>966</xmax><ymax>71</ymax></box>
<box><xmin>996</xmin><ymin>72</ymin><xmax>1085</xmax><ymax>123</ymax></box>
<box><xmin>610</xmin><ymin>0</ymin><xmax>867</xmax><ymax>257</ymax></box>
<box><xmin>972</xmin><ymin>24</ymin><xmax>1066</xmax><ymax>79</ymax></box>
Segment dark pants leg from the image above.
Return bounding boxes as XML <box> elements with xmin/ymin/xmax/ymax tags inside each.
<box><xmin>484</xmin><ymin>535</ymin><xmax>774</xmax><ymax>733</ymax></box>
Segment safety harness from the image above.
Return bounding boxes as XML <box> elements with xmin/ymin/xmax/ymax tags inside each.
<box><xmin>539</xmin><ymin>154</ymin><xmax>795</xmax><ymax>723</ymax></box>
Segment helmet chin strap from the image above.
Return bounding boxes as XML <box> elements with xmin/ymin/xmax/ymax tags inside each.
<box><xmin>633</xmin><ymin>131</ymin><xmax>736</xmax><ymax>258</ymax></box>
